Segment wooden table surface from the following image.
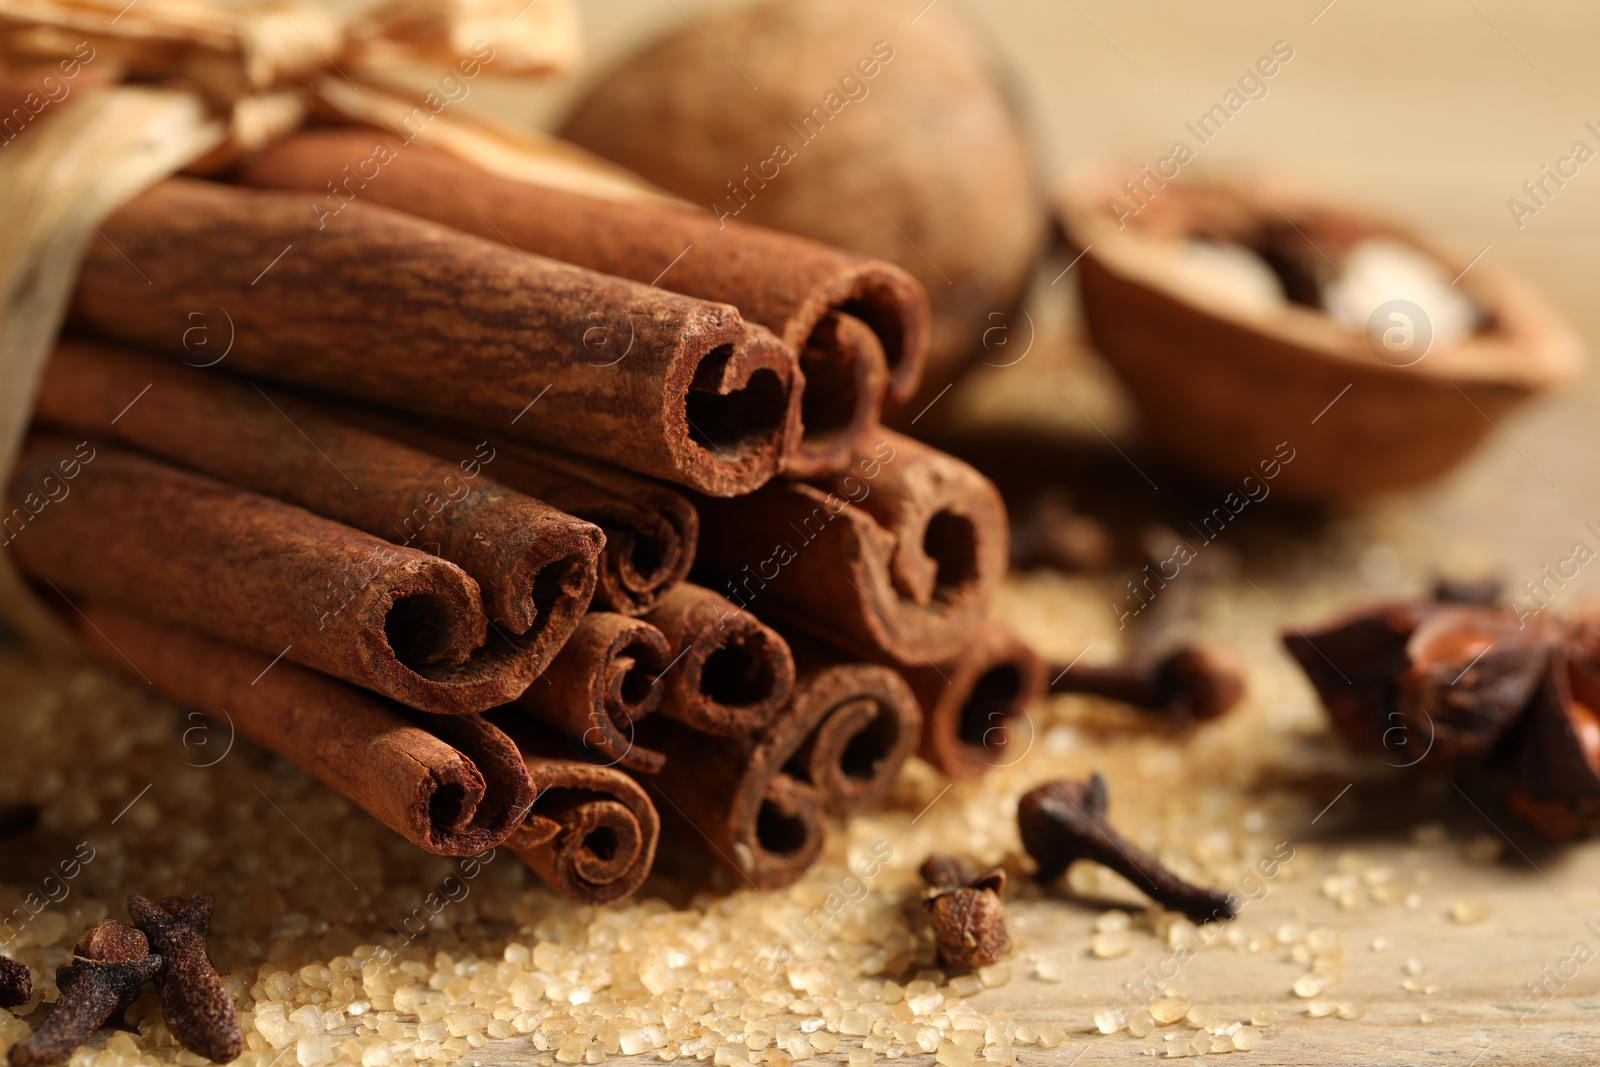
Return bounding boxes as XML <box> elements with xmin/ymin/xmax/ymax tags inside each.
<box><xmin>109</xmin><ymin>3</ymin><xmax>1594</xmax><ymax>1064</ymax></box>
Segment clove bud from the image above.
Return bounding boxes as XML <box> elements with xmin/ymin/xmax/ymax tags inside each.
<box><xmin>1048</xmin><ymin>644</ymin><xmax>1245</xmax><ymax>726</ymax></box>
<box><xmin>919</xmin><ymin>854</ymin><xmax>1011</xmax><ymax>968</ymax></box>
<box><xmin>1018</xmin><ymin>774</ymin><xmax>1236</xmax><ymax>923</ymax></box>
<box><xmin>9</xmin><ymin>920</ymin><xmax>160</xmax><ymax>1067</ymax></box>
<box><xmin>128</xmin><ymin>891</ymin><xmax>242</xmax><ymax>1064</ymax></box>
<box><xmin>0</xmin><ymin>957</ymin><xmax>30</xmax><ymax>1010</ymax></box>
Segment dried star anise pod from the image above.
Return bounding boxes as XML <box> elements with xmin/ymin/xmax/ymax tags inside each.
<box><xmin>1284</xmin><ymin>599</ymin><xmax>1552</xmax><ymax>769</ymax></box>
<box><xmin>1505</xmin><ymin>645</ymin><xmax>1600</xmax><ymax>839</ymax></box>
<box><xmin>1286</xmin><ymin>594</ymin><xmax>1600</xmax><ymax>839</ymax></box>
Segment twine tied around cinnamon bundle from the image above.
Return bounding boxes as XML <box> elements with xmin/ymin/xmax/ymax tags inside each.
<box><xmin>0</xmin><ymin>0</ymin><xmax>662</xmax><ymax>650</ymax></box>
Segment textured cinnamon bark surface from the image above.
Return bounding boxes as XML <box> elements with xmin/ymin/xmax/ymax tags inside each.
<box><xmin>325</xmin><ymin>409</ymin><xmax>699</xmax><ymax>617</ymax></box>
<box><xmin>75</xmin><ymin>606</ymin><xmax>534</xmax><ymax>856</ymax></box>
<box><xmin>902</xmin><ymin>623</ymin><xmax>1045</xmax><ymax>780</ymax></box>
<box><xmin>512</xmin><ymin>612</ymin><xmax>670</xmax><ymax>773</ymax></box>
<box><xmin>7</xmin><ymin>435</ymin><xmax>538</xmax><ymax>714</ymax></box>
<box><xmin>696</xmin><ymin>431</ymin><xmax>1007</xmax><ymax>666</ymax></box>
<box><xmin>781</xmin><ymin>633</ymin><xmax>922</xmax><ymax>815</ymax></box>
<box><xmin>37</xmin><ymin>338</ymin><xmax>602</xmax><ymax>668</ymax></box>
<box><xmin>642</xmin><ymin>582</ymin><xmax>795</xmax><ymax>738</ymax></box>
<box><xmin>69</xmin><ymin>178</ymin><xmax>802</xmax><ymax>496</ymax></box>
<box><xmin>496</xmin><ymin>720</ymin><xmax>661</xmax><ymax>905</ymax></box>
<box><xmin>631</xmin><ymin>683</ymin><xmax>839</xmax><ymax>890</ymax></box>
<box><xmin>235</xmin><ymin>131</ymin><xmax>928</xmax><ymax>423</ymax></box>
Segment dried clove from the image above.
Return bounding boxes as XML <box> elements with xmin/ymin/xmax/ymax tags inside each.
<box><xmin>9</xmin><ymin>920</ymin><xmax>160</xmax><ymax>1067</ymax></box>
<box><xmin>1048</xmin><ymin>644</ymin><xmax>1245</xmax><ymax>726</ymax></box>
<box><xmin>1018</xmin><ymin>774</ymin><xmax>1236</xmax><ymax>923</ymax></box>
<box><xmin>127</xmin><ymin>891</ymin><xmax>241</xmax><ymax>1064</ymax></box>
<box><xmin>0</xmin><ymin>957</ymin><xmax>30</xmax><ymax>1009</ymax></box>
<box><xmin>919</xmin><ymin>854</ymin><xmax>1011</xmax><ymax>968</ymax></box>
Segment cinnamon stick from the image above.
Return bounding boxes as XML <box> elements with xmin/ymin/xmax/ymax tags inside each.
<box><xmin>497</xmin><ymin>720</ymin><xmax>662</xmax><ymax>904</ymax></box>
<box><xmin>6</xmin><ymin>435</ymin><xmax>536</xmax><ymax>715</ymax></box>
<box><xmin>781</xmin><ymin>633</ymin><xmax>922</xmax><ymax>815</ymax></box>
<box><xmin>236</xmin><ymin>131</ymin><xmax>929</xmax><ymax>461</ymax></box>
<box><xmin>75</xmin><ymin>605</ymin><xmax>534</xmax><ymax>855</ymax></box>
<box><xmin>512</xmin><ymin>612</ymin><xmax>670</xmax><ymax>773</ymax></box>
<box><xmin>696</xmin><ymin>431</ymin><xmax>1007</xmax><ymax>666</ymax></box>
<box><xmin>642</xmin><ymin>582</ymin><xmax>795</xmax><ymax>738</ymax></box>
<box><xmin>333</xmin><ymin>410</ymin><xmax>698</xmax><ymax>617</ymax></box>
<box><xmin>69</xmin><ymin>178</ymin><xmax>802</xmax><ymax>496</ymax></box>
<box><xmin>902</xmin><ymin>624</ymin><xmax>1045</xmax><ymax>781</ymax></box>
<box><xmin>36</xmin><ymin>338</ymin><xmax>603</xmax><ymax>663</ymax></box>
<box><xmin>632</xmin><ymin>694</ymin><xmax>836</xmax><ymax>890</ymax></box>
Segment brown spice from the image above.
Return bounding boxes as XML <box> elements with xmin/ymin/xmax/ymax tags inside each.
<box><xmin>919</xmin><ymin>854</ymin><xmax>1011</xmax><ymax>968</ymax></box>
<box><xmin>70</xmin><ymin>178</ymin><xmax>802</xmax><ymax>497</ymax></box>
<box><xmin>236</xmin><ymin>131</ymin><xmax>927</xmax><ymax>471</ymax></box>
<box><xmin>902</xmin><ymin>624</ymin><xmax>1044</xmax><ymax>781</ymax></box>
<box><xmin>8</xmin><ymin>921</ymin><xmax>160</xmax><ymax>1067</ymax></box>
<box><xmin>1048</xmin><ymin>644</ymin><xmax>1245</xmax><ymax>726</ymax></box>
<box><xmin>696</xmin><ymin>432</ymin><xmax>1007</xmax><ymax>667</ymax></box>
<box><xmin>76</xmin><ymin>606</ymin><xmax>536</xmax><ymax>856</ymax></box>
<box><xmin>642</xmin><ymin>583</ymin><xmax>796</xmax><ymax>738</ymax></box>
<box><xmin>1019</xmin><ymin>774</ymin><xmax>1236</xmax><ymax>923</ymax></box>
<box><xmin>328</xmin><ymin>410</ymin><xmax>700</xmax><ymax>618</ymax></box>
<box><xmin>38</xmin><ymin>338</ymin><xmax>603</xmax><ymax>656</ymax></box>
<box><xmin>496</xmin><ymin>722</ymin><xmax>662</xmax><ymax>905</ymax></box>
<box><xmin>126</xmin><ymin>892</ymin><xmax>241</xmax><ymax>1064</ymax></box>
<box><xmin>1285</xmin><ymin>599</ymin><xmax>1550</xmax><ymax>765</ymax></box>
<box><xmin>512</xmin><ymin>612</ymin><xmax>671</xmax><ymax>773</ymax></box>
<box><xmin>0</xmin><ymin>956</ymin><xmax>29</xmax><ymax>1009</ymax></box>
<box><xmin>772</xmin><ymin>632</ymin><xmax>922</xmax><ymax>815</ymax></box>
<box><xmin>11</xmin><ymin>435</ymin><xmax>539</xmax><ymax>716</ymax></box>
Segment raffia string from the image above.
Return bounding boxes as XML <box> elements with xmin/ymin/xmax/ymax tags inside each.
<box><xmin>0</xmin><ymin>0</ymin><xmax>665</xmax><ymax>651</ymax></box>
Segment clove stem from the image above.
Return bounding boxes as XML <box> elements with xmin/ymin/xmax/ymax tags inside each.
<box><xmin>1019</xmin><ymin>774</ymin><xmax>1236</xmax><ymax>923</ymax></box>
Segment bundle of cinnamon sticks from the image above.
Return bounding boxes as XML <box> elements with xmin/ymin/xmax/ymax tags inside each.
<box><xmin>7</xmin><ymin>127</ymin><xmax>1039</xmax><ymax>900</ymax></box>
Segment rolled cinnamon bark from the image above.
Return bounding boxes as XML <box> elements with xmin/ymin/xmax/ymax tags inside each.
<box><xmin>901</xmin><ymin>623</ymin><xmax>1045</xmax><ymax>780</ymax></box>
<box><xmin>334</xmin><ymin>410</ymin><xmax>697</xmax><ymax>617</ymax></box>
<box><xmin>496</xmin><ymin>720</ymin><xmax>662</xmax><ymax>904</ymax></box>
<box><xmin>7</xmin><ymin>435</ymin><xmax>536</xmax><ymax>714</ymax></box>
<box><xmin>36</xmin><ymin>338</ymin><xmax>603</xmax><ymax>663</ymax></box>
<box><xmin>74</xmin><ymin>606</ymin><xmax>534</xmax><ymax>856</ymax></box>
<box><xmin>696</xmin><ymin>432</ymin><xmax>1007</xmax><ymax>666</ymax></box>
<box><xmin>643</xmin><ymin>582</ymin><xmax>795</xmax><ymax>737</ymax></box>
<box><xmin>235</xmin><ymin>130</ymin><xmax>928</xmax><ymax>448</ymax></box>
<box><xmin>68</xmin><ymin>177</ymin><xmax>802</xmax><ymax>496</ymax></box>
<box><xmin>512</xmin><ymin>612</ymin><xmax>670</xmax><ymax>773</ymax></box>
<box><xmin>780</xmin><ymin>633</ymin><xmax>922</xmax><ymax>815</ymax></box>
<box><xmin>632</xmin><ymin>694</ymin><xmax>836</xmax><ymax>890</ymax></box>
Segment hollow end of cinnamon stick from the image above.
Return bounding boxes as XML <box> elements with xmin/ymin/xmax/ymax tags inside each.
<box><xmin>783</xmin><ymin>310</ymin><xmax>891</xmax><ymax>480</ymax></box>
<box><xmin>696</xmin><ymin>432</ymin><xmax>1006</xmax><ymax>666</ymax></box>
<box><xmin>643</xmin><ymin>583</ymin><xmax>796</xmax><ymax>737</ymax></box>
<box><xmin>673</xmin><ymin>321</ymin><xmax>802</xmax><ymax>497</ymax></box>
<box><xmin>784</xmin><ymin>659</ymin><xmax>922</xmax><ymax>816</ymax></box>
<box><xmin>73</xmin><ymin>606</ymin><xmax>535</xmax><ymax>856</ymax></box>
<box><xmin>904</xmin><ymin>624</ymin><xmax>1046</xmax><ymax>781</ymax></box>
<box><xmin>478</xmin><ymin>441</ymin><xmax>699</xmax><ymax>618</ymax></box>
<box><xmin>512</xmin><ymin>612</ymin><xmax>670</xmax><ymax>773</ymax></box>
<box><xmin>633</xmin><ymin>714</ymin><xmax>829</xmax><ymax>891</ymax></box>
<box><xmin>496</xmin><ymin>722</ymin><xmax>662</xmax><ymax>904</ymax></box>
